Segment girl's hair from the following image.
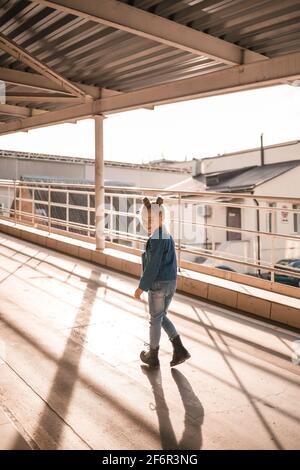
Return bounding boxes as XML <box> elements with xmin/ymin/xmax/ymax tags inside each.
<box><xmin>140</xmin><ymin>195</ymin><xmax>166</xmax><ymax>230</ymax></box>
<box><xmin>143</xmin><ymin>196</ymin><xmax>163</xmax><ymax>207</ymax></box>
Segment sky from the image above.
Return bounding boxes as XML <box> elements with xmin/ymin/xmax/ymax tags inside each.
<box><xmin>0</xmin><ymin>83</ymin><xmax>299</xmax><ymax>163</ymax></box>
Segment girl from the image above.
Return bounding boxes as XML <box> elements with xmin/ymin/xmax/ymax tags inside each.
<box><xmin>134</xmin><ymin>196</ymin><xmax>191</xmax><ymax>368</ymax></box>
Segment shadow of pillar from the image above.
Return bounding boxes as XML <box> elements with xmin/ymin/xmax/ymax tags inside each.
<box><xmin>11</xmin><ymin>434</ymin><xmax>34</xmax><ymax>450</ymax></box>
<box><xmin>32</xmin><ymin>270</ymin><xmax>103</xmax><ymax>449</ymax></box>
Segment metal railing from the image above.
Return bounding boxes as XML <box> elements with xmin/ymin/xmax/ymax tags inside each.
<box><xmin>0</xmin><ymin>179</ymin><xmax>300</xmax><ymax>287</ymax></box>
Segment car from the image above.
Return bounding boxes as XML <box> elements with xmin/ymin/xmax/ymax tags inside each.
<box><xmin>215</xmin><ymin>265</ymin><xmax>236</xmax><ymax>272</ymax></box>
<box><xmin>194</xmin><ymin>256</ymin><xmax>207</xmax><ymax>264</ymax></box>
<box><xmin>194</xmin><ymin>257</ymin><xmax>238</xmax><ymax>272</ymax></box>
<box><xmin>260</xmin><ymin>259</ymin><xmax>300</xmax><ymax>287</ymax></box>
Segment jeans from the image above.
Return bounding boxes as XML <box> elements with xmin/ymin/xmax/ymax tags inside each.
<box><xmin>148</xmin><ymin>279</ymin><xmax>178</xmax><ymax>348</ymax></box>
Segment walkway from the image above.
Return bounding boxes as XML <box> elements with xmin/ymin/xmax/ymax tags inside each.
<box><xmin>0</xmin><ymin>232</ymin><xmax>299</xmax><ymax>450</ymax></box>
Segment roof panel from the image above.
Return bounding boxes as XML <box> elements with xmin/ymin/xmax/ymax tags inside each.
<box><xmin>207</xmin><ymin>161</ymin><xmax>300</xmax><ymax>191</ymax></box>
<box><xmin>0</xmin><ymin>0</ymin><xmax>299</xmax><ymax>127</ymax></box>
<box><xmin>120</xmin><ymin>0</ymin><xmax>300</xmax><ymax>59</ymax></box>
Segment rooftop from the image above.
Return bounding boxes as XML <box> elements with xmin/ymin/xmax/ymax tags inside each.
<box><xmin>205</xmin><ymin>160</ymin><xmax>300</xmax><ymax>192</ymax></box>
<box><xmin>0</xmin><ymin>148</ymin><xmax>190</xmax><ymax>173</ymax></box>
<box><xmin>169</xmin><ymin>137</ymin><xmax>300</xmax><ymax>193</ymax></box>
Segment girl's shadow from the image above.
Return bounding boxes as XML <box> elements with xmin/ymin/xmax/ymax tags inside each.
<box><xmin>141</xmin><ymin>366</ymin><xmax>204</xmax><ymax>450</ymax></box>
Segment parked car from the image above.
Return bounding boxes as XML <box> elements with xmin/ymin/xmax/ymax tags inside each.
<box><xmin>194</xmin><ymin>256</ymin><xmax>207</xmax><ymax>264</ymax></box>
<box><xmin>215</xmin><ymin>265</ymin><xmax>236</xmax><ymax>272</ymax></box>
<box><xmin>260</xmin><ymin>259</ymin><xmax>300</xmax><ymax>287</ymax></box>
<box><xmin>194</xmin><ymin>256</ymin><xmax>238</xmax><ymax>272</ymax></box>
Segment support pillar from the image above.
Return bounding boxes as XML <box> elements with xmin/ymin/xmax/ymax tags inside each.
<box><xmin>94</xmin><ymin>115</ymin><xmax>105</xmax><ymax>250</ymax></box>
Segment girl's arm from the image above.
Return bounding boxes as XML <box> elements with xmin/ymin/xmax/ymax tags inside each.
<box><xmin>138</xmin><ymin>238</ymin><xmax>165</xmax><ymax>292</ymax></box>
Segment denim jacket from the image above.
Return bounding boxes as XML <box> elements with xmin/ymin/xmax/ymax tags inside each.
<box><xmin>138</xmin><ymin>225</ymin><xmax>177</xmax><ymax>292</ymax></box>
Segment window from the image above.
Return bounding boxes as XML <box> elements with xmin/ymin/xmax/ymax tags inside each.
<box><xmin>293</xmin><ymin>204</ymin><xmax>300</xmax><ymax>233</ymax></box>
<box><xmin>267</xmin><ymin>203</ymin><xmax>276</xmax><ymax>233</ymax></box>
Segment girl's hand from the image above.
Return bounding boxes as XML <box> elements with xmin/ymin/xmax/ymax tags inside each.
<box><xmin>134</xmin><ymin>287</ymin><xmax>143</xmax><ymax>300</ymax></box>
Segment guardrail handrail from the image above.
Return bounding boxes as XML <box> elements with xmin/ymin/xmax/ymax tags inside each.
<box><xmin>0</xmin><ymin>179</ymin><xmax>300</xmax><ymax>286</ymax></box>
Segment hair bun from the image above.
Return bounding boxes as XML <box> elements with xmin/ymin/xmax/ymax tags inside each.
<box><xmin>143</xmin><ymin>197</ymin><xmax>151</xmax><ymax>208</ymax></box>
<box><xmin>156</xmin><ymin>195</ymin><xmax>163</xmax><ymax>205</ymax></box>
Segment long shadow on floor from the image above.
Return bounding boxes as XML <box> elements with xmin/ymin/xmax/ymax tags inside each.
<box><xmin>141</xmin><ymin>366</ymin><xmax>204</xmax><ymax>450</ymax></box>
<box><xmin>31</xmin><ymin>270</ymin><xmax>101</xmax><ymax>449</ymax></box>
<box><xmin>11</xmin><ymin>435</ymin><xmax>33</xmax><ymax>450</ymax></box>
<box><xmin>0</xmin><ymin>239</ymin><xmax>295</xmax><ymax>367</ymax></box>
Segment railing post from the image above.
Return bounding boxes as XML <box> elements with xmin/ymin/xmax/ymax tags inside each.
<box><xmin>271</xmin><ymin>237</ymin><xmax>275</xmax><ymax>282</ymax></box>
<box><xmin>66</xmin><ymin>191</ymin><xmax>69</xmax><ymax>232</ymax></box>
<box><xmin>14</xmin><ymin>180</ymin><xmax>17</xmax><ymax>224</ymax></box>
<box><xmin>48</xmin><ymin>185</ymin><xmax>51</xmax><ymax>234</ymax></box>
<box><xmin>253</xmin><ymin>198</ymin><xmax>261</xmax><ymax>277</ymax></box>
<box><xmin>87</xmin><ymin>192</ymin><xmax>90</xmax><ymax>237</ymax></box>
<box><xmin>133</xmin><ymin>196</ymin><xmax>137</xmax><ymax>248</ymax></box>
<box><xmin>32</xmin><ymin>188</ymin><xmax>35</xmax><ymax>226</ymax></box>
<box><xmin>211</xmin><ymin>223</ymin><xmax>215</xmax><ymax>255</ymax></box>
<box><xmin>178</xmin><ymin>193</ymin><xmax>182</xmax><ymax>272</ymax></box>
<box><xmin>270</xmin><ymin>208</ymin><xmax>275</xmax><ymax>282</ymax></box>
<box><xmin>110</xmin><ymin>195</ymin><xmax>113</xmax><ymax>242</ymax></box>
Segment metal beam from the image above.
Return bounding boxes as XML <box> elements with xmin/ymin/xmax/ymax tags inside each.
<box><xmin>1</xmin><ymin>67</ymin><xmax>152</xmax><ymax>109</ymax></box>
<box><xmin>5</xmin><ymin>94</ymin><xmax>83</xmax><ymax>104</ymax></box>
<box><xmin>0</xmin><ymin>67</ymin><xmax>116</xmax><ymax>99</ymax></box>
<box><xmin>5</xmin><ymin>92</ymin><xmax>153</xmax><ymax>109</ymax></box>
<box><xmin>0</xmin><ymin>52</ymin><xmax>299</xmax><ymax>135</ymax></box>
<box><xmin>0</xmin><ymin>32</ymin><xmax>91</xmax><ymax>100</ymax></box>
<box><xmin>95</xmin><ymin>51</ymin><xmax>300</xmax><ymax>112</ymax></box>
<box><xmin>0</xmin><ymin>103</ymin><xmax>46</xmax><ymax>117</ymax></box>
<box><xmin>35</xmin><ymin>0</ymin><xmax>265</xmax><ymax>65</ymax></box>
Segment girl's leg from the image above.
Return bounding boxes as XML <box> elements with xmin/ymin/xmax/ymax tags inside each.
<box><xmin>161</xmin><ymin>284</ymin><xmax>178</xmax><ymax>340</ymax></box>
<box><xmin>162</xmin><ymin>314</ymin><xmax>178</xmax><ymax>340</ymax></box>
<box><xmin>148</xmin><ymin>284</ymin><xmax>166</xmax><ymax>348</ymax></box>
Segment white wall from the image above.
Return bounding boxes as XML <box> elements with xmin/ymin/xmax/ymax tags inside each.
<box><xmin>89</xmin><ymin>165</ymin><xmax>187</xmax><ymax>188</ymax></box>
<box><xmin>0</xmin><ymin>157</ymin><xmax>86</xmax><ymax>180</ymax></box>
<box><xmin>0</xmin><ymin>156</ymin><xmax>188</xmax><ymax>189</ymax></box>
<box><xmin>254</xmin><ymin>167</ymin><xmax>300</xmax><ymax>263</ymax></box>
<box><xmin>199</xmin><ymin>140</ymin><xmax>300</xmax><ymax>175</ymax></box>
<box><xmin>201</xmin><ymin>149</ymin><xmax>261</xmax><ymax>174</ymax></box>
<box><xmin>254</xmin><ymin>166</ymin><xmax>300</xmax><ymax>198</ymax></box>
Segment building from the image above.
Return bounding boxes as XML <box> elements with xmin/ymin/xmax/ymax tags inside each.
<box><xmin>0</xmin><ymin>148</ymin><xmax>191</xmax><ymax>242</ymax></box>
<box><xmin>0</xmin><ymin>149</ymin><xmax>190</xmax><ymax>188</ymax></box>
<box><xmin>166</xmin><ymin>139</ymin><xmax>300</xmax><ymax>272</ymax></box>
<box><xmin>1</xmin><ymin>142</ymin><xmax>300</xmax><ymax>272</ymax></box>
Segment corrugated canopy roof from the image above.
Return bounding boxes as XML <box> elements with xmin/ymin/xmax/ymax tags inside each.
<box><xmin>0</xmin><ymin>0</ymin><xmax>299</xmax><ymax>133</ymax></box>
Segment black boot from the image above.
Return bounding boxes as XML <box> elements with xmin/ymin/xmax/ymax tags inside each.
<box><xmin>140</xmin><ymin>346</ymin><xmax>160</xmax><ymax>368</ymax></box>
<box><xmin>170</xmin><ymin>335</ymin><xmax>191</xmax><ymax>367</ymax></box>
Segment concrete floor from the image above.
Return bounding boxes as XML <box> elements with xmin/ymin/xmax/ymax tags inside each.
<box><xmin>0</xmin><ymin>407</ymin><xmax>31</xmax><ymax>450</ymax></box>
<box><xmin>0</xmin><ymin>232</ymin><xmax>299</xmax><ymax>450</ymax></box>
